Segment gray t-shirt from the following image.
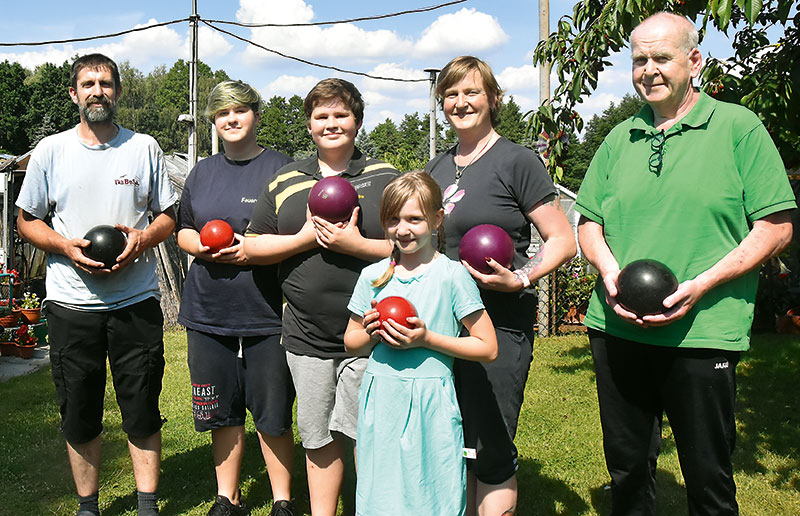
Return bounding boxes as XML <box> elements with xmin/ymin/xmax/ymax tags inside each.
<box><xmin>16</xmin><ymin>125</ymin><xmax>178</xmax><ymax>310</ymax></box>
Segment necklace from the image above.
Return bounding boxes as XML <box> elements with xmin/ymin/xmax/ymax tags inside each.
<box><xmin>453</xmin><ymin>133</ymin><xmax>495</xmax><ymax>186</ymax></box>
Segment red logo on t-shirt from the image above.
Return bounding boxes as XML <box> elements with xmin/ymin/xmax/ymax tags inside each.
<box><xmin>114</xmin><ymin>176</ymin><xmax>140</xmax><ymax>187</ymax></box>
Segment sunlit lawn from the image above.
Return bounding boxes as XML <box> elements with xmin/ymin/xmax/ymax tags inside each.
<box><xmin>1</xmin><ymin>330</ymin><xmax>798</xmax><ymax>515</ymax></box>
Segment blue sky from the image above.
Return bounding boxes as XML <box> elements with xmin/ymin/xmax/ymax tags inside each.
<box><xmin>1</xmin><ymin>0</ymin><xmax>738</xmax><ymax>132</ymax></box>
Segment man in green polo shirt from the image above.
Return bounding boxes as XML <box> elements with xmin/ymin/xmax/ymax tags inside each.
<box><xmin>575</xmin><ymin>12</ymin><xmax>795</xmax><ymax>515</ymax></box>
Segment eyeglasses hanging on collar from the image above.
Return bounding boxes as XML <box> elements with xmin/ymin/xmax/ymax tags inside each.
<box><xmin>649</xmin><ymin>130</ymin><xmax>666</xmax><ymax>174</ymax></box>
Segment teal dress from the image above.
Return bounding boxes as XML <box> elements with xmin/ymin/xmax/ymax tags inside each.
<box><xmin>348</xmin><ymin>255</ymin><xmax>484</xmax><ymax>516</ymax></box>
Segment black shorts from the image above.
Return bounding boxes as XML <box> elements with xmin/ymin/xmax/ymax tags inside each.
<box><xmin>187</xmin><ymin>329</ymin><xmax>295</xmax><ymax>435</ymax></box>
<box><xmin>45</xmin><ymin>298</ymin><xmax>165</xmax><ymax>444</ymax></box>
<box><xmin>455</xmin><ymin>326</ymin><xmax>533</xmax><ymax>485</ymax></box>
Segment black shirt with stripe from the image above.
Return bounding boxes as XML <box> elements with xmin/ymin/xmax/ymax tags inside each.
<box><xmin>247</xmin><ymin>148</ymin><xmax>398</xmax><ymax>358</ymax></box>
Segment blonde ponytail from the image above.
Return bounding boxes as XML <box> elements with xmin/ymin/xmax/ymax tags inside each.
<box><xmin>372</xmin><ymin>247</ymin><xmax>401</xmax><ymax>288</ymax></box>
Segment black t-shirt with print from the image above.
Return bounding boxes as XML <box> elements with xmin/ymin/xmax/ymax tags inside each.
<box><xmin>426</xmin><ymin>137</ymin><xmax>556</xmax><ymax>332</ymax></box>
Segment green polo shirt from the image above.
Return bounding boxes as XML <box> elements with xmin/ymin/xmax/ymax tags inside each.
<box><xmin>575</xmin><ymin>92</ymin><xmax>796</xmax><ymax>350</ymax></box>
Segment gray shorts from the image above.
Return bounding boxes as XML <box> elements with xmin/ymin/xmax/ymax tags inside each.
<box><xmin>286</xmin><ymin>351</ymin><xmax>367</xmax><ymax>449</ymax></box>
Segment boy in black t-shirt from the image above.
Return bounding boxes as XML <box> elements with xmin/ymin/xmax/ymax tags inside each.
<box><xmin>245</xmin><ymin>79</ymin><xmax>396</xmax><ymax>516</ymax></box>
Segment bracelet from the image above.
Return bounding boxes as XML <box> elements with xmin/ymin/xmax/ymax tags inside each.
<box><xmin>513</xmin><ymin>270</ymin><xmax>531</xmax><ymax>289</ymax></box>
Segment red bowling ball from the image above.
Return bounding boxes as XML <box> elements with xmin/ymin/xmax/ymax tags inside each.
<box><xmin>616</xmin><ymin>259</ymin><xmax>679</xmax><ymax>316</ymax></box>
<box><xmin>376</xmin><ymin>296</ymin><xmax>418</xmax><ymax>329</ymax></box>
<box><xmin>83</xmin><ymin>225</ymin><xmax>127</xmax><ymax>268</ymax></box>
<box><xmin>459</xmin><ymin>224</ymin><xmax>515</xmax><ymax>275</ymax></box>
<box><xmin>308</xmin><ymin>176</ymin><xmax>359</xmax><ymax>223</ymax></box>
<box><xmin>200</xmin><ymin>219</ymin><xmax>235</xmax><ymax>253</ymax></box>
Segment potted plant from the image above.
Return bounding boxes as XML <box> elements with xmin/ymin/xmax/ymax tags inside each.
<box><xmin>0</xmin><ymin>328</ymin><xmax>16</xmax><ymax>357</ymax></box>
<box><xmin>13</xmin><ymin>324</ymin><xmax>38</xmax><ymax>359</ymax></box>
<box><xmin>0</xmin><ymin>269</ymin><xmax>21</xmax><ymax>327</ymax></box>
<box><xmin>19</xmin><ymin>292</ymin><xmax>42</xmax><ymax>324</ymax></box>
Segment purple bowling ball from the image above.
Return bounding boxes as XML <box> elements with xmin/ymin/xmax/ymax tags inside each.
<box><xmin>459</xmin><ymin>224</ymin><xmax>515</xmax><ymax>274</ymax></box>
<box><xmin>308</xmin><ymin>176</ymin><xmax>359</xmax><ymax>223</ymax></box>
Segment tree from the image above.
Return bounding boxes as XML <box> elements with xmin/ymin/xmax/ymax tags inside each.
<box><xmin>153</xmin><ymin>59</ymin><xmax>229</xmax><ymax>156</ymax></box>
<box><xmin>0</xmin><ymin>61</ymin><xmax>30</xmax><ymax>154</ymax></box>
<box><xmin>529</xmin><ymin>0</ymin><xmax>800</xmax><ymax>180</ymax></box>
<box><xmin>560</xmin><ymin>93</ymin><xmax>644</xmax><ymax>192</ymax></box>
<box><xmin>22</xmin><ymin>61</ymin><xmax>78</xmax><ymax>149</ymax></box>
<box><xmin>30</xmin><ymin>113</ymin><xmax>57</xmax><ymax>148</ymax></box>
<box><xmin>258</xmin><ymin>95</ymin><xmax>314</xmax><ymax>159</ymax></box>
<box><xmin>496</xmin><ymin>96</ymin><xmax>533</xmax><ymax>148</ymax></box>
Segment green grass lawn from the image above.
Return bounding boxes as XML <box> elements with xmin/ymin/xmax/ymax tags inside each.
<box><xmin>1</xmin><ymin>331</ymin><xmax>798</xmax><ymax>515</ymax></box>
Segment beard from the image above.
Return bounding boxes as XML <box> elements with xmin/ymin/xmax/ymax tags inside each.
<box><xmin>80</xmin><ymin>95</ymin><xmax>116</xmax><ymax>123</ymax></box>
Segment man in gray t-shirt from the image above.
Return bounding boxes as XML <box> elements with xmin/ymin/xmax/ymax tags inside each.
<box><xmin>15</xmin><ymin>53</ymin><xmax>176</xmax><ymax>516</ymax></box>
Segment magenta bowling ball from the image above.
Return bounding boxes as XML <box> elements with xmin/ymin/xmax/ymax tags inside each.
<box><xmin>616</xmin><ymin>259</ymin><xmax>679</xmax><ymax>316</ymax></box>
<box><xmin>308</xmin><ymin>177</ymin><xmax>359</xmax><ymax>223</ymax></box>
<box><xmin>459</xmin><ymin>224</ymin><xmax>515</xmax><ymax>274</ymax></box>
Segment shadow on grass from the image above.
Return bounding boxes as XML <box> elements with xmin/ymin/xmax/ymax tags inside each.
<box><xmin>541</xmin><ymin>334</ymin><xmax>595</xmax><ymax>376</ymax></box>
<box><xmin>588</xmin><ymin>468</ymin><xmax>688</xmax><ymax>516</ymax></box>
<box><xmin>517</xmin><ymin>457</ymin><xmax>589</xmax><ymax>515</ymax></box>
<box><xmin>733</xmin><ymin>333</ymin><xmax>800</xmax><ymax>488</ymax></box>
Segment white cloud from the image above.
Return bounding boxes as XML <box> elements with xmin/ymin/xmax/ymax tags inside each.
<box><xmin>194</xmin><ymin>26</ymin><xmax>234</xmax><ymax>61</ymax></box>
<box><xmin>0</xmin><ymin>18</ymin><xmax>187</xmax><ymax>71</ymax></box>
<box><xmin>415</xmin><ymin>8</ymin><xmax>509</xmax><ymax>57</ymax></box>
<box><xmin>0</xmin><ymin>46</ymin><xmax>77</xmax><ymax>70</ymax></box>
<box><xmin>237</xmin><ymin>0</ymin><xmax>314</xmax><ymax>24</ymax></box>
<box><xmin>237</xmin><ymin>0</ymin><xmax>413</xmax><ymax>64</ymax></box>
<box><xmin>263</xmin><ymin>74</ymin><xmax>321</xmax><ymax>98</ymax></box>
<box><xmin>361</xmin><ymin>90</ymin><xmax>395</xmax><ymax>108</ymax></box>
<box><xmin>362</xmin><ymin>63</ymin><xmax>428</xmax><ymax>93</ymax></box>
<box><xmin>580</xmin><ymin>92</ymin><xmax>624</xmax><ymax>111</ymax></box>
<box><xmin>405</xmin><ymin>97</ymin><xmax>429</xmax><ymax>113</ymax></box>
<box><xmin>507</xmin><ymin>94</ymin><xmax>538</xmax><ymax>114</ymax></box>
<box><xmin>497</xmin><ymin>64</ymin><xmax>539</xmax><ymax>92</ymax></box>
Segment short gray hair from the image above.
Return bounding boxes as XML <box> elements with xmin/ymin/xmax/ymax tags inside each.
<box><xmin>205</xmin><ymin>80</ymin><xmax>262</xmax><ymax>122</ymax></box>
<box><xmin>633</xmin><ymin>12</ymin><xmax>699</xmax><ymax>54</ymax></box>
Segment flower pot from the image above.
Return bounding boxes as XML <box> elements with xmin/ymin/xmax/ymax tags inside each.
<box><xmin>32</xmin><ymin>321</ymin><xmax>48</xmax><ymax>344</ymax></box>
<box><xmin>0</xmin><ymin>311</ymin><xmax>20</xmax><ymax>327</ymax></box>
<box><xmin>21</xmin><ymin>308</ymin><xmax>41</xmax><ymax>324</ymax></box>
<box><xmin>0</xmin><ymin>341</ymin><xmax>17</xmax><ymax>357</ymax></box>
<box><xmin>15</xmin><ymin>343</ymin><xmax>36</xmax><ymax>359</ymax></box>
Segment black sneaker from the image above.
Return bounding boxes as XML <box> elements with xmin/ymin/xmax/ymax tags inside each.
<box><xmin>207</xmin><ymin>495</ymin><xmax>249</xmax><ymax>516</ymax></box>
<box><xmin>269</xmin><ymin>500</ymin><xmax>295</xmax><ymax>516</ymax></box>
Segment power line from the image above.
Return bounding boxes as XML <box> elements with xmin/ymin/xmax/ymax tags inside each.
<box><xmin>0</xmin><ymin>18</ymin><xmax>189</xmax><ymax>47</ymax></box>
<box><xmin>0</xmin><ymin>0</ymin><xmax>461</xmax><ymax>82</ymax></box>
<box><xmin>206</xmin><ymin>0</ymin><xmax>467</xmax><ymax>27</ymax></box>
<box><xmin>202</xmin><ymin>20</ymin><xmax>427</xmax><ymax>83</ymax></box>
<box><xmin>0</xmin><ymin>1</ymin><xmax>466</xmax><ymax>47</ymax></box>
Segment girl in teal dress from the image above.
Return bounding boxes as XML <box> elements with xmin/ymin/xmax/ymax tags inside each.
<box><xmin>345</xmin><ymin>171</ymin><xmax>498</xmax><ymax>516</ymax></box>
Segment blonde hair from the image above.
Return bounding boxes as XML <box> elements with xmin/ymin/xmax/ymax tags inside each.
<box><xmin>372</xmin><ymin>171</ymin><xmax>446</xmax><ymax>288</ymax></box>
<box><xmin>205</xmin><ymin>80</ymin><xmax>262</xmax><ymax>122</ymax></box>
<box><xmin>435</xmin><ymin>56</ymin><xmax>503</xmax><ymax>127</ymax></box>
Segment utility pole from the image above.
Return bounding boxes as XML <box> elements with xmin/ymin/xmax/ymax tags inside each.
<box><xmin>188</xmin><ymin>0</ymin><xmax>199</xmax><ymax>168</ymax></box>
<box><xmin>424</xmin><ymin>68</ymin><xmax>440</xmax><ymax>159</ymax></box>
<box><xmin>537</xmin><ymin>0</ymin><xmax>552</xmax><ymax>338</ymax></box>
<box><xmin>539</xmin><ymin>0</ymin><xmax>551</xmax><ymax>103</ymax></box>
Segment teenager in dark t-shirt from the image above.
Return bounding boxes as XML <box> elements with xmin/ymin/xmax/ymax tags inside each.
<box><xmin>245</xmin><ymin>78</ymin><xmax>397</xmax><ymax>516</ymax></box>
<box><xmin>177</xmin><ymin>80</ymin><xmax>295</xmax><ymax>516</ymax></box>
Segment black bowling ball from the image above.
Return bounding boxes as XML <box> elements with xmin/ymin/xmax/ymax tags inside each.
<box><xmin>83</xmin><ymin>225</ymin><xmax>127</xmax><ymax>269</ymax></box>
<box><xmin>616</xmin><ymin>259</ymin><xmax>678</xmax><ymax>317</ymax></box>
